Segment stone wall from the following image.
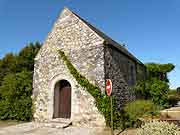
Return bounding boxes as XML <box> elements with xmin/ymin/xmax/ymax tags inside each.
<box><xmin>35</xmin><ymin>8</ymin><xmax>105</xmax><ymax>91</ymax></box>
<box><xmin>33</xmin><ymin>8</ymin><xmax>105</xmax><ymax>126</ymax></box>
<box><xmin>105</xmin><ymin>45</ymin><xmax>137</xmax><ymax>111</ymax></box>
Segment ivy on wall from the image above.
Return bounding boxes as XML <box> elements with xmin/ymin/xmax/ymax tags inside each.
<box><xmin>58</xmin><ymin>50</ymin><xmax>127</xmax><ymax>129</ymax></box>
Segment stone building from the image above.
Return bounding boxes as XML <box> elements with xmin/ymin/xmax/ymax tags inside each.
<box><xmin>33</xmin><ymin>8</ymin><xmax>146</xmax><ymax>127</ymax></box>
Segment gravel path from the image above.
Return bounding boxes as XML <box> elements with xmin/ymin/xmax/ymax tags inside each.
<box><xmin>0</xmin><ymin>122</ymin><xmax>111</xmax><ymax>135</ymax></box>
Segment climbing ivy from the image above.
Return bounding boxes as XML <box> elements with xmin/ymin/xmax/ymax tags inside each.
<box><xmin>58</xmin><ymin>50</ymin><xmax>127</xmax><ymax>129</ymax></box>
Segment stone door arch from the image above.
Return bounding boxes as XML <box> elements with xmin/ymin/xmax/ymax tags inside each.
<box><xmin>53</xmin><ymin>80</ymin><xmax>71</xmax><ymax>119</ymax></box>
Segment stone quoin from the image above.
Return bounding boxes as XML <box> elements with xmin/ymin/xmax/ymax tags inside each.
<box><xmin>32</xmin><ymin>7</ymin><xmax>146</xmax><ymax>127</ymax></box>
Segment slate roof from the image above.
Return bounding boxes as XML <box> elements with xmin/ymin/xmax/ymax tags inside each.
<box><xmin>69</xmin><ymin>8</ymin><xmax>144</xmax><ymax>65</ymax></box>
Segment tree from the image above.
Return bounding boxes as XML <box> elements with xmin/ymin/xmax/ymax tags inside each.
<box><xmin>0</xmin><ymin>42</ymin><xmax>41</xmax><ymax>121</ymax></box>
<box><xmin>145</xmin><ymin>63</ymin><xmax>175</xmax><ymax>82</ymax></box>
<box><xmin>177</xmin><ymin>87</ymin><xmax>180</xmax><ymax>93</ymax></box>
<box><xmin>0</xmin><ymin>53</ymin><xmax>17</xmax><ymax>85</ymax></box>
<box><xmin>135</xmin><ymin>63</ymin><xmax>175</xmax><ymax>107</ymax></box>
<box><xmin>17</xmin><ymin>42</ymin><xmax>41</xmax><ymax>71</ymax></box>
<box><xmin>0</xmin><ymin>71</ymin><xmax>33</xmax><ymax>121</ymax></box>
<box><xmin>0</xmin><ymin>42</ymin><xmax>41</xmax><ymax>86</ymax></box>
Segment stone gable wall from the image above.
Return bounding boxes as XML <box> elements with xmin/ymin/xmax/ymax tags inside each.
<box><xmin>35</xmin><ymin>8</ymin><xmax>105</xmax><ymax>91</ymax></box>
<box><xmin>33</xmin><ymin>8</ymin><xmax>105</xmax><ymax>126</ymax></box>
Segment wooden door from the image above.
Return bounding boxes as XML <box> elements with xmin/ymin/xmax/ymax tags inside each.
<box><xmin>59</xmin><ymin>86</ymin><xmax>71</xmax><ymax>118</ymax></box>
<box><xmin>53</xmin><ymin>83</ymin><xmax>60</xmax><ymax>118</ymax></box>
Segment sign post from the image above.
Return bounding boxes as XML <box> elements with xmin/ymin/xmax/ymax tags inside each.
<box><xmin>106</xmin><ymin>79</ymin><xmax>114</xmax><ymax>135</ymax></box>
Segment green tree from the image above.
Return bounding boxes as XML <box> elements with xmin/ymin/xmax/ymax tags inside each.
<box><xmin>0</xmin><ymin>53</ymin><xmax>18</xmax><ymax>85</ymax></box>
<box><xmin>17</xmin><ymin>42</ymin><xmax>41</xmax><ymax>71</ymax></box>
<box><xmin>146</xmin><ymin>63</ymin><xmax>175</xmax><ymax>82</ymax></box>
<box><xmin>148</xmin><ymin>78</ymin><xmax>169</xmax><ymax>106</ymax></box>
<box><xmin>0</xmin><ymin>71</ymin><xmax>33</xmax><ymax>121</ymax></box>
<box><xmin>0</xmin><ymin>42</ymin><xmax>41</xmax><ymax>121</ymax></box>
<box><xmin>135</xmin><ymin>63</ymin><xmax>175</xmax><ymax>107</ymax></box>
<box><xmin>177</xmin><ymin>87</ymin><xmax>180</xmax><ymax>93</ymax></box>
<box><xmin>0</xmin><ymin>42</ymin><xmax>41</xmax><ymax>85</ymax></box>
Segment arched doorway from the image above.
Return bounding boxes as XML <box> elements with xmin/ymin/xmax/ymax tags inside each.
<box><xmin>53</xmin><ymin>80</ymin><xmax>71</xmax><ymax>119</ymax></box>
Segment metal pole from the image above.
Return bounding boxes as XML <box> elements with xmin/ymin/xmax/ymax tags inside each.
<box><xmin>110</xmin><ymin>96</ymin><xmax>114</xmax><ymax>135</ymax></box>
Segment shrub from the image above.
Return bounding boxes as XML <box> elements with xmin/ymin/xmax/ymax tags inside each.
<box><xmin>137</xmin><ymin>121</ymin><xmax>180</xmax><ymax>135</ymax></box>
<box><xmin>149</xmin><ymin>78</ymin><xmax>169</xmax><ymax>106</ymax></box>
<box><xmin>177</xmin><ymin>87</ymin><xmax>180</xmax><ymax>93</ymax></box>
<box><xmin>135</xmin><ymin>63</ymin><xmax>175</xmax><ymax>107</ymax></box>
<box><xmin>167</xmin><ymin>90</ymin><xmax>180</xmax><ymax>107</ymax></box>
<box><xmin>0</xmin><ymin>71</ymin><xmax>33</xmax><ymax>121</ymax></box>
<box><xmin>0</xmin><ymin>42</ymin><xmax>41</xmax><ymax>121</ymax></box>
<box><xmin>134</xmin><ymin>81</ymin><xmax>149</xmax><ymax>99</ymax></box>
<box><xmin>168</xmin><ymin>95</ymin><xmax>180</xmax><ymax>107</ymax></box>
<box><xmin>135</xmin><ymin>78</ymin><xmax>169</xmax><ymax>107</ymax></box>
<box><xmin>124</xmin><ymin>100</ymin><xmax>159</xmax><ymax>127</ymax></box>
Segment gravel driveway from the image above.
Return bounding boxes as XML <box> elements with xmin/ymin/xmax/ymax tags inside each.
<box><xmin>0</xmin><ymin>122</ymin><xmax>111</xmax><ymax>135</ymax></box>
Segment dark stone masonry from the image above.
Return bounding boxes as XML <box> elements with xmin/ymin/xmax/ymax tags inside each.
<box><xmin>33</xmin><ymin>7</ymin><xmax>146</xmax><ymax>127</ymax></box>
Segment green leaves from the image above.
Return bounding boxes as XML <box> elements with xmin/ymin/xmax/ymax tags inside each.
<box><xmin>124</xmin><ymin>100</ymin><xmax>159</xmax><ymax>120</ymax></box>
<box><xmin>135</xmin><ymin>78</ymin><xmax>169</xmax><ymax>107</ymax></box>
<box><xmin>0</xmin><ymin>71</ymin><xmax>33</xmax><ymax>121</ymax></box>
<box><xmin>149</xmin><ymin>78</ymin><xmax>169</xmax><ymax>106</ymax></box>
<box><xmin>135</xmin><ymin>63</ymin><xmax>175</xmax><ymax>107</ymax></box>
<box><xmin>145</xmin><ymin>63</ymin><xmax>175</xmax><ymax>82</ymax></box>
<box><xmin>145</xmin><ymin>63</ymin><xmax>175</xmax><ymax>73</ymax></box>
<box><xmin>17</xmin><ymin>42</ymin><xmax>42</xmax><ymax>71</ymax></box>
<box><xmin>0</xmin><ymin>42</ymin><xmax>41</xmax><ymax>86</ymax></box>
<box><xmin>0</xmin><ymin>42</ymin><xmax>41</xmax><ymax>121</ymax></box>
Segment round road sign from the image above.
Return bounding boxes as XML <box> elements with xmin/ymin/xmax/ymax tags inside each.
<box><xmin>106</xmin><ymin>79</ymin><xmax>112</xmax><ymax>96</ymax></box>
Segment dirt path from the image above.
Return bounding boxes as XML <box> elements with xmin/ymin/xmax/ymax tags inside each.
<box><xmin>0</xmin><ymin>122</ymin><xmax>139</xmax><ymax>135</ymax></box>
<box><xmin>0</xmin><ymin>122</ymin><xmax>111</xmax><ymax>135</ymax></box>
<box><xmin>0</xmin><ymin>120</ymin><xmax>23</xmax><ymax>128</ymax></box>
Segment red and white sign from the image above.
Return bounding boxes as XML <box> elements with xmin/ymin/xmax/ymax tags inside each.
<box><xmin>106</xmin><ymin>79</ymin><xmax>112</xmax><ymax>96</ymax></box>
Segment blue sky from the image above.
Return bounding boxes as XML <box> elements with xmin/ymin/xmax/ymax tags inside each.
<box><xmin>0</xmin><ymin>0</ymin><xmax>179</xmax><ymax>88</ymax></box>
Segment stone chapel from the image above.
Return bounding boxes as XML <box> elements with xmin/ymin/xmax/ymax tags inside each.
<box><xmin>33</xmin><ymin>8</ymin><xmax>146</xmax><ymax>127</ymax></box>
